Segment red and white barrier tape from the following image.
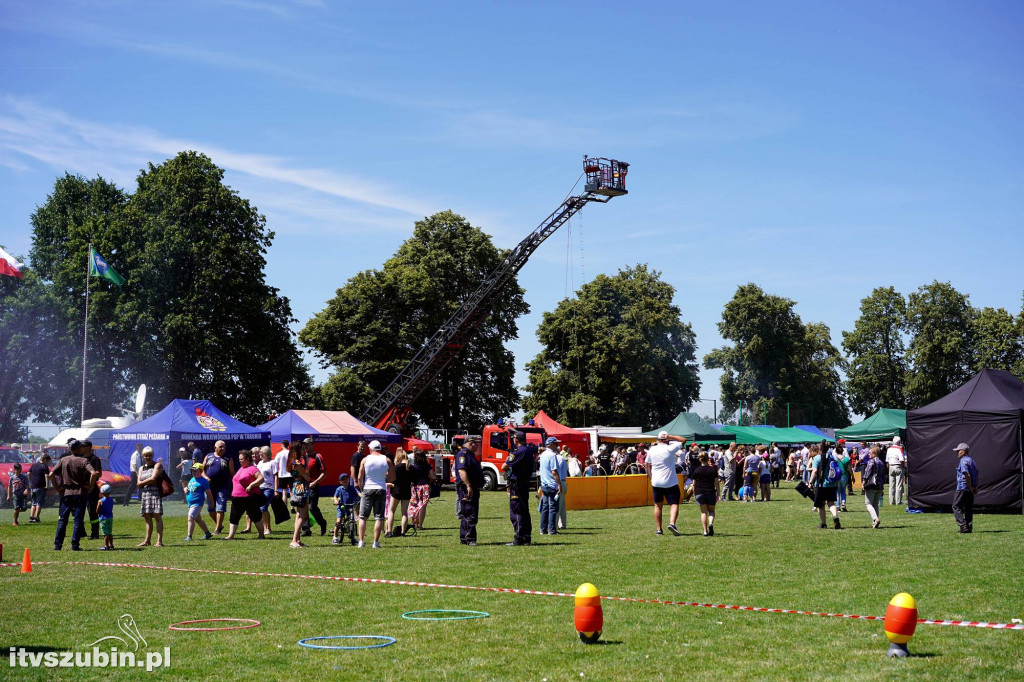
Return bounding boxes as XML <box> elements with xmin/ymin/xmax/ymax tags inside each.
<box><xmin>4</xmin><ymin>560</ymin><xmax>1023</xmax><ymax>631</ymax></box>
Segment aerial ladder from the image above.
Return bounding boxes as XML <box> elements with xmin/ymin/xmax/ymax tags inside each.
<box><xmin>363</xmin><ymin>156</ymin><xmax>629</xmax><ymax>433</ymax></box>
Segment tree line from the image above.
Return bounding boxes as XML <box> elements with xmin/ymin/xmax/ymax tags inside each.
<box><xmin>3</xmin><ymin>152</ymin><xmax>1022</xmax><ymax>440</ymax></box>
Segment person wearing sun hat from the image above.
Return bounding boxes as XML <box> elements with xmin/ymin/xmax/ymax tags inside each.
<box><xmin>537</xmin><ymin>436</ymin><xmax>565</xmax><ymax>535</ymax></box>
<box><xmin>885</xmin><ymin>436</ymin><xmax>906</xmax><ymax>506</ymax></box>
<box><xmin>646</xmin><ymin>431</ymin><xmax>687</xmax><ymax>536</ymax></box>
<box><xmin>953</xmin><ymin>442</ymin><xmax>979</xmax><ymax>534</ymax></box>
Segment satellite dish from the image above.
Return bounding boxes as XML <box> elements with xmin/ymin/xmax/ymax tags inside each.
<box><xmin>134</xmin><ymin>384</ymin><xmax>147</xmax><ymax>420</ymax></box>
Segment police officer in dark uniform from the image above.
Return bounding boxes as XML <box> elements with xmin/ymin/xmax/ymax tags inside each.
<box><xmin>502</xmin><ymin>431</ymin><xmax>537</xmax><ymax>546</ymax></box>
<box><xmin>453</xmin><ymin>435</ymin><xmax>484</xmax><ymax>546</ymax></box>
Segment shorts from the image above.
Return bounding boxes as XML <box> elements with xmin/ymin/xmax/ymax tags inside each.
<box><xmin>694</xmin><ymin>493</ymin><xmax>716</xmax><ymax>506</ymax></box>
<box><xmin>210</xmin><ymin>488</ymin><xmax>228</xmax><ymax>513</ymax></box>
<box><xmin>187</xmin><ymin>504</ymin><xmax>204</xmax><ymax>520</ymax></box>
<box><xmin>99</xmin><ymin>518</ymin><xmax>113</xmax><ymax>536</ymax></box>
<box><xmin>259</xmin><ymin>488</ymin><xmax>275</xmax><ymax>513</ymax></box>
<box><xmin>229</xmin><ymin>495</ymin><xmax>262</xmax><ymax>526</ymax></box>
<box><xmin>12</xmin><ymin>493</ymin><xmax>27</xmax><ymax>511</ymax></box>
<box><xmin>31</xmin><ymin>488</ymin><xmax>46</xmax><ymax>506</ymax></box>
<box><xmin>759</xmin><ymin>474</ymin><xmax>771</xmax><ymax>484</ymax></box>
<box><xmin>652</xmin><ymin>484</ymin><xmax>681</xmax><ymax>506</ymax></box>
<box><xmin>277</xmin><ymin>476</ymin><xmax>293</xmax><ymax>494</ymax></box>
<box><xmin>336</xmin><ymin>503</ymin><xmax>354</xmax><ymax>520</ymax></box>
<box><xmin>743</xmin><ymin>474</ymin><xmax>754</xmax><ymax>487</ymax></box>
<box><xmin>358</xmin><ymin>489</ymin><xmax>386</xmax><ymax>520</ymax></box>
<box><xmin>813</xmin><ymin>486</ymin><xmax>839</xmax><ymax>507</ymax></box>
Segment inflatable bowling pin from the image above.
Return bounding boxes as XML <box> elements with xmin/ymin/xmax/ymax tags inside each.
<box><xmin>574</xmin><ymin>583</ymin><xmax>603</xmax><ymax>644</ymax></box>
<box><xmin>884</xmin><ymin>592</ymin><xmax>918</xmax><ymax>658</ymax></box>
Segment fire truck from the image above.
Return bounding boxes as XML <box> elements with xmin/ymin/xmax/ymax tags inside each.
<box><xmin>443</xmin><ymin>422</ymin><xmax>548</xmax><ymax>490</ymax></box>
<box><xmin>361</xmin><ymin>157</ymin><xmax>629</xmax><ymax>487</ymax></box>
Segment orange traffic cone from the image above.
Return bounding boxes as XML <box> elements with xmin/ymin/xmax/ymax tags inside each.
<box><xmin>21</xmin><ymin>548</ymin><xmax>32</xmax><ymax>574</ymax></box>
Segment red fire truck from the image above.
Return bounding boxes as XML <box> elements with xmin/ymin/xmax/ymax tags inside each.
<box><xmin>443</xmin><ymin>423</ymin><xmax>548</xmax><ymax>490</ymax></box>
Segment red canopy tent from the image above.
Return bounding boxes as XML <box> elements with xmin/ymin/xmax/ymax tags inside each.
<box><xmin>531</xmin><ymin>410</ymin><xmax>591</xmax><ymax>457</ymax></box>
<box><xmin>257</xmin><ymin>410</ymin><xmax>400</xmax><ymax>492</ymax></box>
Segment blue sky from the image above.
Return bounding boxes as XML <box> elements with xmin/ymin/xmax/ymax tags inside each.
<box><xmin>2</xmin><ymin>0</ymin><xmax>1022</xmax><ymax>429</ymax></box>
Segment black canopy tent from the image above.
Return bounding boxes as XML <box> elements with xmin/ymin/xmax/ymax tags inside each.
<box><xmin>906</xmin><ymin>369</ymin><xmax>1024</xmax><ymax>512</ymax></box>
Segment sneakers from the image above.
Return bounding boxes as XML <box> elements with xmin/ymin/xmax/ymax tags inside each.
<box><xmin>384</xmin><ymin>532</ymin><xmax>394</xmax><ymax>538</ymax></box>
<box><xmin>871</xmin><ymin>519</ymin><xmax>880</xmax><ymax>529</ymax></box>
<box><xmin>372</xmin><ymin>541</ymin><xmax>381</xmax><ymax>549</ymax></box>
<box><xmin>668</xmin><ymin>524</ymin><xmax>681</xmax><ymax>536</ymax></box>
<box><xmin>184</xmin><ymin>536</ymin><xmax>192</xmax><ymax>541</ymax></box>
<box><xmin>204</xmin><ymin>532</ymin><xmax>213</xmax><ymax>540</ymax></box>
<box><xmin>833</xmin><ymin>517</ymin><xmax>842</xmax><ymax>530</ymax></box>
<box><xmin>819</xmin><ymin>523</ymin><xmax>827</xmax><ymax>529</ymax></box>
<box><xmin>702</xmin><ymin>531</ymin><xmax>708</xmax><ymax>537</ymax></box>
<box><xmin>289</xmin><ymin>541</ymin><xmax>304</xmax><ymax>548</ymax></box>
<box><xmin>655</xmin><ymin>529</ymin><xmax>663</xmax><ymax>535</ymax></box>
<box><xmin>357</xmin><ymin>540</ymin><xmax>365</xmax><ymax>548</ymax></box>
<box><xmin>331</xmin><ymin>537</ymin><xmax>340</xmax><ymax>545</ymax></box>
<box><xmin>708</xmin><ymin>524</ymin><xmax>714</xmax><ymax>537</ymax></box>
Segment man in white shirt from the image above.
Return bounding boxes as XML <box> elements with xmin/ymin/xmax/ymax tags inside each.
<box><xmin>885</xmin><ymin>436</ymin><xmax>907</xmax><ymax>505</ymax></box>
<box><xmin>123</xmin><ymin>442</ymin><xmax>143</xmax><ymax>506</ymax></box>
<box><xmin>273</xmin><ymin>440</ymin><xmax>292</xmax><ymax>497</ymax></box>
<box><xmin>356</xmin><ymin>440</ymin><xmax>395</xmax><ymax>548</ymax></box>
<box><xmin>646</xmin><ymin>431</ymin><xmax>687</xmax><ymax>536</ymax></box>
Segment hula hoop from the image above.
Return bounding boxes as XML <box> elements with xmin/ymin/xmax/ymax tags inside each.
<box><xmin>298</xmin><ymin>635</ymin><xmax>396</xmax><ymax>650</ymax></box>
<box><xmin>402</xmin><ymin>609</ymin><xmax>490</xmax><ymax>621</ymax></box>
<box><xmin>169</xmin><ymin>618</ymin><xmax>261</xmax><ymax>631</ymax></box>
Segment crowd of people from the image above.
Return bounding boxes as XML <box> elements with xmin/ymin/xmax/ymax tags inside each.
<box><xmin>11</xmin><ymin>429</ymin><xmax>982</xmax><ymax>551</ymax></box>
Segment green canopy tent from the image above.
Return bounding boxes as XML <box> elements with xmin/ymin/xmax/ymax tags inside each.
<box><xmin>720</xmin><ymin>425</ymin><xmax>831</xmax><ymax>445</ymax></box>
<box><xmin>643</xmin><ymin>412</ymin><xmax>736</xmax><ymax>444</ymax></box>
<box><xmin>834</xmin><ymin>408</ymin><xmax>906</xmax><ymax>442</ymax></box>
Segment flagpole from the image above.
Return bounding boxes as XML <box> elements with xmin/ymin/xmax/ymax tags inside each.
<box><xmin>81</xmin><ymin>244</ymin><xmax>91</xmax><ymax>425</ymax></box>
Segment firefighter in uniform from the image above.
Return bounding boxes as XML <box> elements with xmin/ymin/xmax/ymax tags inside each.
<box><xmin>502</xmin><ymin>431</ymin><xmax>537</xmax><ymax>546</ymax></box>
<box><xmin>454</xmin><ymin>435</ymin><xmax>484</xmax><ymax>546</ymax></box>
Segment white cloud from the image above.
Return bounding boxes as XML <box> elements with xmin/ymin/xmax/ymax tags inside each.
<box><xmin>0</xmin><ymin>96</ymin><xmax>433</xmax><ymax>219</ymax></box>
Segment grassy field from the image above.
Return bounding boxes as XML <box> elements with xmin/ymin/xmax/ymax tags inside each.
<box><xmin>1</xmin><ymin>482</ymin><xmax>1023</xmax><ymax>681</ymax></box>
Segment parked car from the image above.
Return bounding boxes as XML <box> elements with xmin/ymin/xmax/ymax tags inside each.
<box><xmin>2</xmin><ymin>445</ymin><xmax>132</xmax><ymax>507</ymax></box>
<box><xmin>0</xmin><ymin>446</ymin><xmax>37</xmax><ymax>508</ymax></box>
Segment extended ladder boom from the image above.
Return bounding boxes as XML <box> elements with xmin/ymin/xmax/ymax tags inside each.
<box><xmin>363</xmin><ymin>157</ymin><xmax>628</xmax><ymax>431</ymax></box>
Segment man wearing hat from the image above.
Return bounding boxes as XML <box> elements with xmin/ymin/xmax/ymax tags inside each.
<box><xmin>301</xmin><ymin>437</ymin><xmax>328</xmax><ymax>537</ymax></box>
<box><xmin>885</xmin><ymin>436</ymin><xmax>906</xmax><ymax>506</ymax></box>
<box><xmin>453</xmin><ymin>435</ymin><xmax>485</xmax><ymax>545</ymax></box>
<box><xmin>538</xmin><ymin>436</ymin><xmax>564</xmax><ymax>535</ymax></box>
<box><xmin>646</xmin><ymin>431</ymin><xmax>687</xmax><ymax>535</ymax></box>
<box><xmin>953</xmin><ymin>443</ymin><xmax>979</xmax><ymax>533</ymax></box>
<box><xmin>48</xmin><ymin>439</ymin><xmax>99</xmax><ymax>551</ymax></box>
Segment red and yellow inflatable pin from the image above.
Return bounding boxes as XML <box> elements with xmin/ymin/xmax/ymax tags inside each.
<box><xmin>574</xmin><ymin>583</ymin><xmax>603</xmax><ymax>644</ymax></box>
<box><xmin>884</xmin><ymin>592</ymin><xmax>917</xmax><ymax>657</ymax></box>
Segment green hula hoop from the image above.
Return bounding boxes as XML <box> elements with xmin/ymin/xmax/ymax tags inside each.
<box><xmin>402</xmin><ymin>609</ymin><xmax>490</xmax><ymax>621</ymax></box>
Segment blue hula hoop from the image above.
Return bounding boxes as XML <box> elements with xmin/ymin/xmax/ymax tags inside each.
<box><xmin>402</xmin><ymin>609</ymin><xmax>490</xmax><ymax>621</ymax></box>
<box><xmin>297</xmin><ymin>635</ymin><xmax>396</xmax><ymax>650</ymax></box>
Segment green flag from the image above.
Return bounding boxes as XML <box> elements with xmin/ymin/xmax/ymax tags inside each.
<box><xmin>89</xmin><ymin>247</ymin><xmax>126</xmax><ymax>287</ymax></box>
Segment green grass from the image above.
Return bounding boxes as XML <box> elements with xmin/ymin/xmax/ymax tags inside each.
<box><xmin>1</xmin><ymin>483</ymin><xmax>1022</xmax><ymax>680</ymax></box>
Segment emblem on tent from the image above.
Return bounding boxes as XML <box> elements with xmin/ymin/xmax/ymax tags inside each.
<box><xmin>195</xmin><ymin>406</ymin><xmax>227</xmax><ymax>432</ymax></box>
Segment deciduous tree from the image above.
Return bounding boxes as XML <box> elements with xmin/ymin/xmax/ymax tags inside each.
<box><xmin>842</xmin><ymin>286</ymin><xmax>909</xmax><ymax>414</ymax></box>
<box><xmin>300</xmin><ymin>210</ymin><xmax>528</xmax><ymax>431</ymax></box>
<box><xmin>905</xmin><ymin>281</ymin><xmax>974</xmax><ymax>406</ymax></box>
<box><xmin>523</xmin><ymin>264</ymin><xmax>700</xmax><ymax>428</ymax></box>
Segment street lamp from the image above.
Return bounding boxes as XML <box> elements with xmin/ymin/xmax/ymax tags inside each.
<box><xmin>695</xmin><ymin>398</ymin><xmax>718</xmax><ymax>423</ymax></box>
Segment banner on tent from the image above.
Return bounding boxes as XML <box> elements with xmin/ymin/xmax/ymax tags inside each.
<box><xmin>112</xmin><ymin>432</ymin><xmax>170</xmax><ymax>441</ymax></box>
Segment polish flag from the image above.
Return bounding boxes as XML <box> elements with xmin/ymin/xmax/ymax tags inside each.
<box><xmin>0</xmin><ymin>246</ymin><xmax>23</xmax><ymax>278</ymax></box>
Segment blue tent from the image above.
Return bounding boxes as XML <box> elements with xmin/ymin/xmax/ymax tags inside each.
<box><xmin>795</xmin><ymin>425</ymin><xmax>831</xmax><ymax>440</ymax></box>
<box><xmin>109</xmin><ymin>399</ymin><xmax>270</xmax><ymax>475</ymax></box>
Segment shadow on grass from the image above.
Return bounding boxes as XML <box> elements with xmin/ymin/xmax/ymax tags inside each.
<box><xmin>975</xmin><ymin>529</ymin><xmax>1010</xmax><ymax>534</ymax></box>
<box><xmin>585</xmin><ymin>640</ymin><xmax>623</xmax><ymax>646</ymax></box>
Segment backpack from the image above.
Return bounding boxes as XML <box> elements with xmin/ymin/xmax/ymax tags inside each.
<box><xmin>824</xmin><ymin>455</ymin><xmax>843</xmax><ymax>485</ymax></box>
<box><xmin>289</xmin><ymin>479</ymin><xmax>308</xmax><ymax>507</ymax></box>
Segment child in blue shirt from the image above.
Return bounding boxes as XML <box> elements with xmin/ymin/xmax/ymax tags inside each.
<box><xmin>332</xmin><ymin>473</ymin><xmax>360</xmax><ymax>545</ymax></box>
<box><xmin>185</xmin><ymin>463</ymin><xmax>214</xmax><ymax>541</ymax></box>
<box><xmin>97</xmin><ymin>484</ymin><xmax>115</xmax><ymax>549</ymax></box>
<box><xmin>7</xmin><ymin>463</ymin><xmax>29</xmax><ymax>526</ymax></box>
